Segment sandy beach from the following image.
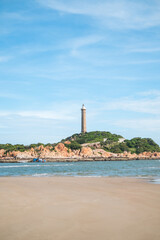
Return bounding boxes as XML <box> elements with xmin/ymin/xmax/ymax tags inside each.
<box><xmin>0</xmin><ymin>177</ymin><xmax>160</xmax><ymax>240</ymax></box>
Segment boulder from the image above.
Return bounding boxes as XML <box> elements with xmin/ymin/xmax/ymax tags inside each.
<box><xmin>80</xmin><ymin>147</ymin><xmax>93</xmax><ymax>157</ymax></box>
<box><xmin>0</xmin><ymin>149</ymin><xmax>6</xmax><ymax>157</ymax></box>
<box><xmin>64</xmin><ymin>141</ymin><xmax>71</xmax><ymax>145</ymax></box>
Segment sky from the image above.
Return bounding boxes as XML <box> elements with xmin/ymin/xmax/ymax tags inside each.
<box><xmin>0</xmin><ymin>0</ymin><xmax>160</xmax><ymax>145</ymax></box>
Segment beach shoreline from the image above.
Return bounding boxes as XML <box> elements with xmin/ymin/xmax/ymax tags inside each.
<box><xmin>1</xmin><ymin>157</ymin><xmax>160</xmax><ymax>163</ymax></box>
<box><xmin>0</xmin><ymin>177</ymin><xmax>160</xmax><ymax>240</ymax></box>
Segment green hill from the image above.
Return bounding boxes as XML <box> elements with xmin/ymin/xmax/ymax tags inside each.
<box><xmin>63</xmin><ymin>131</ymin><xmax>123</xmax><ymax>144</ymax></box>
<box><xmin>63</xmin><ymin>131</ymin><xmax>160</xmax><ymax>154</ymax></box>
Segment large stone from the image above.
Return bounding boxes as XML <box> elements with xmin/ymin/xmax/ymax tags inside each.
<box><xmin>64</xmin><ymin>141</ymin><xmax>71</xmax><ymax>145</ymax></box>
<box><xmin>93</xmin><ymin>149</ymin><xmax>111</xmax><ymax>157</ymax></box>
<box><xmin>0</xmin><ymin>149</ymin><xmax>6</xmax><ymax>157</ymax></box>
<box><xmin>80</xmin><ymin>147</ymin><xmax>93</xmax><ymax>157</ymax></box>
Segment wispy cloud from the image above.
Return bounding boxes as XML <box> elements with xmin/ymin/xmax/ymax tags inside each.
<box><xmin>0</xmin><ymin>12</ymin><xmax>32</xmax><ymax>21</ymax></box>
<box><xmin>12</xmin><ymin>45</ymin><xmax>55</xmax><ymax>55</ymax></box>
<box><xmin>68</xmin><ymin>35</ymin><xmax>103</xmax><ymax>56</ymax></box>
<box><xmin>7</xmin><ymin>34</ymin><xmax>103</xmax><ymax>58</ymax></box>
<box><xmin>37</xmin><ymin>0</ymin><xmax>160</xmax><ymax>29</ymax></box>
<box><xmin>113</xmin><ymin>119</ymin><xmax>160</xmax><ymax>131</ymax></box>
<box><xmin>138</xmin><ymin>90</ymin><xmax>160</xmax><ymax>97</ymax></box>
<box><xmin>0</xmin><ymin>93</ymin><xmax>22</xmax><ymax>99</ymax></box>
<box><xmin>126</xmin><ymin>59</ymin><xmax>160</xmax><ymax>65</ymax></box>
<box><xmin>0</xmin><ymin>56</ymin><xmax>12</xmax><ymax>62</ymax></box>
<box><xmin>103</xmin><ymin>94</ymin><xmax>160</xmax><ymax>115</ymax></box>
<box><xmin>128</xmin><ymin>47</ymin><xmax>160</xmax><ymax>53</ymax></box>
<box><xmin>70</xmin><ymin>35</ymin><xmax>103</xmax><ymax>49</ymax></box>
<box><xmin>18</xmin><ymin>111</ymin><xmax>74</xmax><ymax>120</ymax></box>
<box><xmin>0</xmin><ymin>110</ymin><xmax>75</xmax><ymax>120</ymax></box>
<box><xmin>0</xmin><ymin>125</ymin><xmax>7</xmax><ymax>129</ymax></box>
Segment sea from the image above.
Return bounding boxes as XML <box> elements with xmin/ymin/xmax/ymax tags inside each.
<box><xmin>0</xmin><ymin>160</ymin><xmax>160</xmax><ymax>183</ymax></box>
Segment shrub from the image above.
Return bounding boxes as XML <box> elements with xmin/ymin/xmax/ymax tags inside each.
<box><xmin>65</xmin><ymin>141</ymin><xmax>81</xmax><ymax>150</ymax></box>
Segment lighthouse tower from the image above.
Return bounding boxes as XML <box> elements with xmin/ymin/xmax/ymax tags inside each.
<box><xmin>81</xmin><ymin>104</ymin><xmax>87</xmax><ymax>133</ymax></box>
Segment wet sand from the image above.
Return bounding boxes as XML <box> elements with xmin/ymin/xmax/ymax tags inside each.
<box><xmin>0</xmin><ymin>177</ymin><xmax>160</xmax><ymax>240</ymax></box>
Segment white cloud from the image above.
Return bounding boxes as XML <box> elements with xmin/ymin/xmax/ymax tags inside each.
<box><xmin>37</xmin><ymin>0</ymin><xmax>160</xmax><ymax>29</ymax></box>
<box><xmin>138</xmin><ymin>90</ymin><xmax>160</xmax><ymax>97</ymax></box>
<box><xmin>1</xmin><ymin>12</ymin><xmax>31</xmax><ymax>21</ymax></box>
<box><xmin>128</xmin><ymin>47</ymin><xmax>160</xmax><ymax>53</ymax></box>
<box><xmin>0</xmin><ymin>125</ymin><xmax>7</xmax><ymax>129</ymax></box>
<box><xmin>14</xmin><ymin>45</ymin><xmax>55</xmax><ymax>55</ymax></box>
<box><xmin>126</xmin><ymin>59</ymin><xmax>160</xmax><ymax>65</ymax></box>
<box><xmin>0</xmin><ymin>93</ymin><xmax>22</xmax><ymax>99</ymax></box>
<box><xmin>0</xmin><ymin>110</ymin><xmax>75</xmax><ymax>120</ymax></box>
<box><xmin>10</xmin><ymin>35</ymin><xmax>103</xmax><ymax>57</ymax></box>
<box><xmin>103</xmin><ymin>95</ymin><xmax>160</xmax><ymax>115</ymax></box>
<box><xmin>69</xmin><ymin>35</ymin><xmax>103</xmax><ymax>56</ymax></box>
<box><xmin>0</xmin><ymin>56</ymin><xmax>12</xmax><ymax>62</ymax></box>
<box><xmin>70</xmin><ymin>35</ymin><xmax>103</xmax><ymax>49</ymax></box>
<box><xmin>113</xmin><ymin>119</ymin><xmax>160</xmax><ymax>131</ymax></box>
<box><xmin>18</xmin><ymin>111</ymin><xmax>74</xmax><ymax>120</ymax></box>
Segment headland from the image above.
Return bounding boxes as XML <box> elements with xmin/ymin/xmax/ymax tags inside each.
<box><xmin>1</xmin><ymin>131</ymin><xmax>160</xmax><ymax>162</ymax></box>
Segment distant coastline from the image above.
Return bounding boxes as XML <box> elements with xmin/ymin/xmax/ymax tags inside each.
<box><xmin>1</xmin><ymin>156</ymin><xmax>160</xmax><ymax>163</ymax></box>
<box><xmin>1</xmin><ymin>131</ymin><xmax>160</xmax><ymax>163</ymax></box>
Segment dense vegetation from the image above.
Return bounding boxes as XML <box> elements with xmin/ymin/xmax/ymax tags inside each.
<box><xmin>64</xmin><ymin>131</ymin><xmax>122</xmax><ymax>144</ymax></box>
<box><xmin>126</xmin><ymin>138</ymin><xmax>160</xmax><ymax>154</ymax></box>
<box><xmin>65</xmin><ymin>141</ymin><xmax>81</xmax><ymax>150</ymax></box>
<box><xmin>64</xmin><ymin>132</ymin><xmax>160</xmax><ymax>154</ymax></box>
<box><xmin>0</xmin><ymin>144</ymin><xmax>28</xmax><ymax>152</ymax></box>
<box><xmin>0</xmin><ymin>143</ymin><xmax>55</xmax><ymax>152</ymax></box>
<box><xmin>104</xmin><ymin>138</ymin><xmax>160</xmax><ymax>154</ymax></box>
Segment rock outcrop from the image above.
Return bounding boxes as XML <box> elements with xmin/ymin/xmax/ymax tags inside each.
<box><xmin>0</xmin><ymin>149</ymin><xmax>6</xmax><ymax>158</ymax></box>
<box><xmin>1</xmin><ymin>143</ymin><xmax>160</xmax><ymax>161</ymax></box>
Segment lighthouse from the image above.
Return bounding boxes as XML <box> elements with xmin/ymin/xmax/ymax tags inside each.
<box><xmin>81</xmin><ymin>104</ymin><xmax>87</xmax><ymax>133</ymax></box>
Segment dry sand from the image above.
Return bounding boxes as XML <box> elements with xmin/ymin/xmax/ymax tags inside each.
<box><xmin>0</xmin><ymin>177</ymin><xmax>160</xmax><ymax>240</ymax></box>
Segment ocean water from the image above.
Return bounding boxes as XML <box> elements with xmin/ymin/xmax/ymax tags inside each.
<box><xmin>0</xmin><ymin>160</ymin><xmax>160</xmax><ymax>183</ymax></box>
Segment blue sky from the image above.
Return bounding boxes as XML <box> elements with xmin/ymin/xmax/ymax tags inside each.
<box><xmin>0</xmin><ymin>0</ymin><xmax>160</xmax><ymax>144</ymax></box>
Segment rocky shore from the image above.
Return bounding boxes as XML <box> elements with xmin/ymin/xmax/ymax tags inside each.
<box><xmin>1</xmin><ymin>142</ymin><xmax>160</xmax><ymax>162</ymax></box>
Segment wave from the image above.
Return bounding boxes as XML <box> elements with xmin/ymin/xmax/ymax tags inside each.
<box><xmin>0</xmin><ymin>163</ymin><xmax>74</xmax><ymax>168</ymax></box>
<box><xmin>0</xmin><ymin>165</ymin><xmax>48</xmax><ymax>168</ymax></box>
<box><xmin>75</xmin><ymin>175</ymin><xmax>102</xmax><ymax>177</ymax></box>
<box><xmin>151</xmin><ymin>178</ymin><xmax>160</xmax><ymax>184</ymax></box>
<box><xmin>32</xmin><ymin>173</ymin><xmax>50</xmax><ymax>177</ymax></box>
<box><xmin>131</xmin><ymin>166</ymin><xmax>160</xmax><ymax>170</ymax></box>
